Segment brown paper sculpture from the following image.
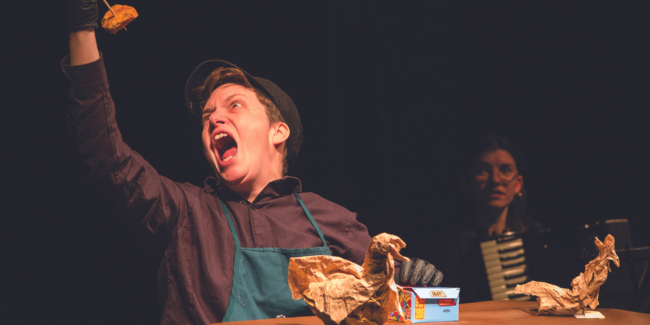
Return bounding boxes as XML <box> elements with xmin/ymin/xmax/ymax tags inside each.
<box><xmin>514</xmin><ymin>234</ymin><xmax>620</xmax><ymax>315</ymax></box>
<box><xmin>288</xmin><ymin>233</ymin><xmax>408</xmax><ymax>325</ymax></box>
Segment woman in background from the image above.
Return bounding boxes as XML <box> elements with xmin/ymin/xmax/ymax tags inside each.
<box><xmin>461</xmin><ymin>135</ymin><xmax>531</xmax><ymax>236</ymax></box>
<box><xmin>433</xmin><ymin>135</ymin><xmax>542</xmax><ymax>302</ymax></box>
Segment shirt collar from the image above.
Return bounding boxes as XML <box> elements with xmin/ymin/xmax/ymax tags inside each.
<box><xmin>203</xmin><ymin>176</ymin><xmax>303</xmax><ymax>203</ymax></box>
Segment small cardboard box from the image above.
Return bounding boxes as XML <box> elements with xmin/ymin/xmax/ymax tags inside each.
<box><xmin>389</xmin><ymin>287</ymin><xmax>460</xmax><ymax>323</ymax></box>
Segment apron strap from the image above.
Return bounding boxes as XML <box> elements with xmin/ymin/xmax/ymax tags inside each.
<box><xmin>220</xmin><ymin>194</ymin><xmax>327</xmax><ymax>248</ymax></box>
<box><xmin>220</xmin><ymin>200</ymin><xmax>241</xmax><ymax>322</ymax></box>
<box><xmin>294</xmin><ymin>193</ymin><xmax>328</xmax><ymax>247</ymax></box>
<box><xmin>220</xmin><ymin>200</ymin><xmax>241</xmax><ymax>249</ymax></box>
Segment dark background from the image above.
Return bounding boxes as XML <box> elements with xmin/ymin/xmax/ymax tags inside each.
<box><xmin>3</xmin><ymin>1</ymin><xmax>649</xmax><ymax>324</ymax></box>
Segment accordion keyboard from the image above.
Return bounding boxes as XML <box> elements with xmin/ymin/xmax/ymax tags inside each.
<box><xmin>480</xmin><ymin>234</ymin><xmax>531</xmax><ymax>300</ymax></box>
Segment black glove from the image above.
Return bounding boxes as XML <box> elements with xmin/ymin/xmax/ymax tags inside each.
<box><xmin>397</xmin><ymin>258</ymin><xmax>443</xmax><ymax>287</ymax></box>
<box><xmin>67</xmin><ymin>0</ymin><xmax>98</xmax><ymax>32</ymax></box>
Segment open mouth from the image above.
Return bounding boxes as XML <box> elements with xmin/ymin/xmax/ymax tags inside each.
<box><xmin>213</xmin><ymin>132</ymin><xmax>238</xmax><ymax>162</ymax></box>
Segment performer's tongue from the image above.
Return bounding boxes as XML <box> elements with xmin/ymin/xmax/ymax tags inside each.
<box><xmin>214</xmin><ymin>133</ymin><xmax>238</xmax><ymax>162</ymax></box>
<box><xmin>222</xmin><ymin>147</ymin><xmax>238</xmax><ymax>162</ymax></box>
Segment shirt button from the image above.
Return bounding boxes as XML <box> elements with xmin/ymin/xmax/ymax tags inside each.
<box><xmin>239</xmin><ymin>200</ymin><xmax>247</xmax><ymax>205</ymax></box>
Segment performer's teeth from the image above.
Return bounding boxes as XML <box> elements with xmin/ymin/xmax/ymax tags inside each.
<box><xmin>213</xmin><ymin>132</ymin><xmax>236</xmax><ymax>161</ymax></box>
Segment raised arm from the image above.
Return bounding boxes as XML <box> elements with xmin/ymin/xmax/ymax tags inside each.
<box><xmin>67</xmin><ymin>0</ymin><xmax>100</xmax><ymax>65</ymax></box>
<box><xmin>64</xmin><ymin>0</ymin><xmax>191</xmax><ymax>258</ymax></box>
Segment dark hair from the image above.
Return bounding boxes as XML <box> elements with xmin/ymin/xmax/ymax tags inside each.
<box><xmin>193</xmin><ymin>67</ymin><xmax>288</xmax><ymax>175</ymax></box>
<box><xmin>467</xmin><ymin>135</ymin><xmax>524</xmax><ymax>175</ymax></box>
<box><xmin>466</xmin><ymin>135</ymin><xmax>529</xmax><ymax>233</ymax></box>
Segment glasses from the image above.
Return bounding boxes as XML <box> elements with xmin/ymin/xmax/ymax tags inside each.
<box><xmin>473</xmin><ymin>168</ymin><xmax>520</xmax><ymax>186</ymax></box>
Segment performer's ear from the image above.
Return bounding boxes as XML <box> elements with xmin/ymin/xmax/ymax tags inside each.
<box><xmin>271</xmin><ymin>122</ymin><xmax>290</xmax><ymax>147</ymax></box>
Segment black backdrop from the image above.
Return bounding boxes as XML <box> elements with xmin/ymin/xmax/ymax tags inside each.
<box><xmin>4</xmin><ymin>1</ymin><xmax>649</xmax><ymax>324</ymax></box>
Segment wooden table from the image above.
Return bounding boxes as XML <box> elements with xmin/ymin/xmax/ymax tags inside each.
<box><xmin>219</xmin><ymin>300</ymin><xmax>650</xmax><ymax>324</ymax></box>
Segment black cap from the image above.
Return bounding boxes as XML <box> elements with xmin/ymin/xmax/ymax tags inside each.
<box><xmin>185</xmin><ymin>59</ymin><xmax>302</xmax><ymax>164</ymax></box>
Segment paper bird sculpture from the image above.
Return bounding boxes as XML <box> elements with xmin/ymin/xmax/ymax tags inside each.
<box><xmin>515</xmin><ymin>234</ymin><xmax>620</xmax><ymax>315</ymax></box>
<box><xmin>288</xmin><ymin>233</ymin><xmax>408</xmax><ymax>325</ymax></box>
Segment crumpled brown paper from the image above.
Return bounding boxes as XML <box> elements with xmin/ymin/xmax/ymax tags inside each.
<box><xmin>514</xmin><ymin>234</ymin><xmax>620</xmax><ymax>315</ymax></box>
<box><xmin>101</xmin><ymin>4</ymin><xmax>138</xmax><ymax>34</ymax></box>
<box><xmin>288</xmin><ymin>233</ymin><xmax>408</xmax><ymax>325</ymax></box>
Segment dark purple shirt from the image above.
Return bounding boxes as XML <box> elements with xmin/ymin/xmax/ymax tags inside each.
<box><xmin>62</xmin><ymin>56</ymin><xmax>371</xmax><ymax>324</ymax></box>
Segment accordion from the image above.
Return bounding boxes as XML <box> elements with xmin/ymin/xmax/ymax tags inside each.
<box><xmin>480</xmin><ymin>232</ymin><xmax>531</xmax><ymax>300</ymax></box>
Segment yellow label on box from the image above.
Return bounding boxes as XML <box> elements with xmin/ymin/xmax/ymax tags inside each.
<box><xmin>429</xmin><ymin>290</ymin><xmax>447</xmax><ymax>297</ymax></box>
<box><xmin>415</xmin><ymin>296</ymin><xmax>425</xmax><ymax>319</ymax></box>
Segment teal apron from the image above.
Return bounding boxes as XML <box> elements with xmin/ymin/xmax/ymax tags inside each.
<box><xmin>220</xmin><ymin>193</ymin><xmax>331</xmax><ymax>322</ymax></box>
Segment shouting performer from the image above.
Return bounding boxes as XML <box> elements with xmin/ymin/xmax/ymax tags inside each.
<box><xmin>63</xmin><ymin>1</ymin><xmax>443</xmax><ymax>323</ymax></box>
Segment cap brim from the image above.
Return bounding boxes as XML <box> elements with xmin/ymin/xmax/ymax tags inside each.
<box><xmin>184</xmin><ymin>59</ymin><xmax>275</xmax><ymax>114</ymax></box>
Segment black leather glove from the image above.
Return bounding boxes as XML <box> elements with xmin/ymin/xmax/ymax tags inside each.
<box><xmin>397</xmin><ymin>258</ymin><xmax>443</xmax><ymax>287</ymax></box>
<box><xmin>67</xmin><ymin>0</ymin><xmax>98</xmax><ymax>32</ymax></box>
